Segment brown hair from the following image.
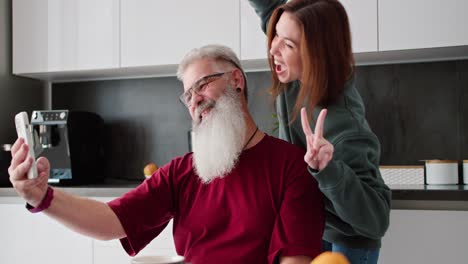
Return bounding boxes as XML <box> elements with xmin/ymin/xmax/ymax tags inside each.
<box><xmin>267</xmin><ymin>0</ymin><xmax>354</xmax><ymax>122</ymax></box>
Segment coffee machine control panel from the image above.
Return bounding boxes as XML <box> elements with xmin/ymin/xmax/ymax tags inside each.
<box><xmin>31</xmin><ymin>110</ymin><xmax>68</xmax><ymax>125</ymax></box>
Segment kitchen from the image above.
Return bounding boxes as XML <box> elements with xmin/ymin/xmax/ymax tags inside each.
<box><xmin>1</xmin><ymin>0</ymin><xmax>468</xmax><ymax>263</ymax></box>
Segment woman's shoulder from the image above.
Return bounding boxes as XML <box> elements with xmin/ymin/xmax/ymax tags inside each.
<box><xmin>325</xmin><ymin>90</ymin><xmax>377</xmax><ymax>144</ymax></box>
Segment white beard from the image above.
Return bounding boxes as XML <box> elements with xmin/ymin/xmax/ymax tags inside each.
<box><xmin>192</xmin><ymin>88</ymin><xmax>246</xmax><ymax>183</ymax></box>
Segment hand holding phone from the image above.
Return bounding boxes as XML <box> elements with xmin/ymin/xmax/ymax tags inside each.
<box><xmin>15</xmin><ymin>112</ymin><xmax>38</xmax><ymax>179</ymax></box>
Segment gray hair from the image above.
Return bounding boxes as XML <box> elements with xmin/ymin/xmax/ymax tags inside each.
<box><xmin>177</xmin><ymin>44</ymin><xmax>248</xmax><ymax>101</ymax></box>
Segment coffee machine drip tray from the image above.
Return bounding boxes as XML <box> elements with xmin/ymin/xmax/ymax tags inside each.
<box><xmin>49</xmin><ymin>168</ymin><xmax>72</xmax><ymax>183</ymax></box>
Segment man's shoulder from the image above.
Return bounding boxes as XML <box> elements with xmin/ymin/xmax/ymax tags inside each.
<box><xmin>261</xmin><ymin>135</ymin><xmax>309</xmax><ymax>182</ymax></box>
<box><xmin>263</xmin><ymin>134</ymin><xmax>306</xmax><ymax>157</ymax></box>
<box><xmin>171</xmin><ymin>152</ymin><xmax>193</xmax><ymax>163</ymax></box>
<box><xmin>162</xmin><ymin>152</ymin><xmax>194</xmax><ymax>174</ymax></box>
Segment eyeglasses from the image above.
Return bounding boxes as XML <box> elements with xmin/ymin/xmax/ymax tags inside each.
<box><xmin>179</xmin><ymin>72</ymin><xmax>229</xmax><ymax>108</ymax></box>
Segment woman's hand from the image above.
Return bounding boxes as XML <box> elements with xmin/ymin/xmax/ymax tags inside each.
<box><xmin>301</xmin><ymin>107</ymin><xmax>334</xmax><ymax>171</ymax></box>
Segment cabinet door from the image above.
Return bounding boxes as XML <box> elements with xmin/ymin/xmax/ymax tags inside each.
<box><xmin>121</xmin><ymin>1</ymin><xmax>240</xmax><ymax>68</ymax></box>
<box><xmin>13</xmin><ymin>0</ymin><xmax>120</xmax><ymax>74</ymax></box>
<box><xmin>0</xmin><ymin>204</ymin><xmax>35</xmax><ymax>264</ymax></box>
<box><xmin>0</xmin><ymin>203</ymin><xmax>93</xmax><ymax>264</ymax></box>
<box><xmin>240</xmin><ymin>0</ymin><xmax>268</xmax><ymax>61</ymax></box>
<box><xmin>379</xmin><ymin>0</ymin><xmax>468</xmax><ymax>51</ymax></box>
<box><xmin>379</xmin><ymin>210</ymin><xmax>468</xmax><ymax>264</ymax></box>
<box><xmin>340</xmin><ymin>0</ymin><xmax>378</xmax><ymax>53</ymax></box>
<box><xmin>240</xmin><ymin>0</ymin><xmax>378</xmax><ymax>62</ymax></box>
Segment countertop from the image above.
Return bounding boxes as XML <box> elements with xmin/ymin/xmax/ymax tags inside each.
<box><xmin>2</xmin><ymin>181</ymin><xmax>468</xmax><ymax>210</ymax></box>
<box><xmin>389</xmin><ymin>184</ymin><xmax>468</xmax><ymax>210</ymax></box>
<box><xmin>390</xmin><ymin>184</ymin><xmax>468</xmax><ymax>201</ymax></box>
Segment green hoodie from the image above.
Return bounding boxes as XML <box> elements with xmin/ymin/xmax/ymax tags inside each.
<box><xmin>248</xmin><ymin>0</ymin><xmax>391</xmax><ymax>249</ymax></box>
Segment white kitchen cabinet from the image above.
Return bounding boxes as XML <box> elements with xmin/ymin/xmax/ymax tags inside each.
<box><xmin>13</xmin><ymin>0</ymin><xmax>120</xmax><ymax>74</ymax></box>
<box><xmin>0</xmin><ymin>204</ymin><xmax>34</xmax><ymax>264</ymax></box>
<box><xmin>240</xmin><ymin>0</ymin><xmax>268</xmax><ymax>61</ymax></box>
<box><xmin>240</xmin><ymin>0</ymin><xmax>378</xmax><ymax>62</ymax></box>
<box><xmin>93</xmin><ymin>220</ymin><xmax>177</xmax><ymax>264</ymax></box>
<box><xmin>91</xmin><ymin>197</ymin><xmax>177</xmax><ymax>264</ymax></box>
<box><xmin>379</xmin><ymin>209</ymin><xmax>468</xmax><ymax>264</ymax></box>
<box><xmin>0</xmin><ymin>197</ymin><xmax>175</xmax><ymax>264</ymax></box>
<box><xmin>340</xmin><ymin>0</ymin><xmax>377</xmax><ymax>53</ymax></box>
<box><xmin>379</xmin><ymin>0</ymin><xmax>468</xmax><ymax>51</ymax></box>
<box><xmin>121</xmin><ymin>0</ymin><xmax>240</xmax><ymax>68</ymax></box>
<box><xmin>12</xmin><ymin>0</ymin><xmax>468</xmax><ymax>82</ymax></box>
<box><xmin>0</xmin><ymin>203</ymin><xmax>93</xmax><ymax>264</ymax></box>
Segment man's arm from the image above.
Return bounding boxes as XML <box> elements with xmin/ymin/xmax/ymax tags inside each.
<box><xmin>9</xmin><ymin>138</ymin><xmax>125</xmax><ymax>241</ymax></box>
<box><xmin>280</xmin><ymin>255</ymin><xmax>312</xmax><ymax>264</ymax></box>
<box><xmin>44</xmin><ymin>188</ymin><xmax>126</xmax><ymax>241</ymax></box>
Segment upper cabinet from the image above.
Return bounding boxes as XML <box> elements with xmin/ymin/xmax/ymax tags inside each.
<box><xmin>379</xmin><ymin>0</ymin><xmax>468</xmax><ymax>51</ymax></box>
<box><xmin>13</xmin><ymin>0</ymin><xmax>120</xmax><ymax>75</ymax></box>
<box><xmin>240</xmin><ymin>0</ymin><xmax>268</xmax><ymax>61</ymax></box>
<box><xmin>11</xmin><ymin>0</ymin><xmax>468</xmax><ymax>81</ymax></box>
<box><xmin>340</xmin><ymin>0</ymin><xmax>378</xmax><ymax>53</ymax></box>
<box><xmin>240</xmin><ymin>0</ymin><xmax>378</xmax><ymax>62</ymax></box>
<box><xmin>121</xmin><ymin>0</ymin><xmax>240</xmax><ymax>68</ymax></box>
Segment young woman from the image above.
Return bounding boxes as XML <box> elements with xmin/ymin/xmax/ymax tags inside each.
<box><xmin>247</xmin><ymin>0</ymin><xmax>391</xmax><ymax>263</ymax></box>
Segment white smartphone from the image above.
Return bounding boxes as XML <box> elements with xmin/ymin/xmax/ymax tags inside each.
<box><xmin>15</xmin><ymin>111</ymin><xmax>38</xmax><ymax>179</ymax></box>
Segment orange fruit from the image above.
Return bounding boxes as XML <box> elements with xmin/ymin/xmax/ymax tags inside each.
<box><xmin>143</xmin><ymin>162</ymin><xmax>158</xmax><ymax>178</ymax></box>
<box><xmin>311</xmin><ymin>252</ymin><xmax>349</xmax><ymax>264</ymax></box>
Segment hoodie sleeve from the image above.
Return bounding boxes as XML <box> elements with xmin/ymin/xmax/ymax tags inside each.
<box><xmin>310</xmin><ymin>133</ymin><xmax>391</xmax><ymax>239</ymax></box>
<box><xmin>247</xmin><ymin>0</ymin><xmax>287</xmax><ymax>33</ymax></box>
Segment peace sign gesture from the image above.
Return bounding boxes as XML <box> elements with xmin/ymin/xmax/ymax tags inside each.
<box><xmin>301</xmin><ymin>107</ymin><xmax>334</xmax><ymax>171</ymax></box>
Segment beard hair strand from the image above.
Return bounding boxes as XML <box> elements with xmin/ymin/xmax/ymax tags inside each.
<box><xmin>192</xmin><ymin>87</ymin><xmax>246</xmax><ymax>183</ymax></box>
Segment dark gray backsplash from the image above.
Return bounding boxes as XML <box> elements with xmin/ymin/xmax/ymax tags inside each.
<box><xmin>53</xmin><ymin>74</ymin><xmax>276</xmax><ymax>180</ymax></box>
<box><xmin>53</xmin><ymin>77</ymin><xmax>189</xmax><ymax>180</ymax></box>
<box><xmin>356</xmin><ymin>60</ymin><xmax>468</xmax><ymax>164</ymax></box>
<box><xmin>53</xmin><ymin>59</ymin><xmax>468</xmax><ymax>180</ymax></box>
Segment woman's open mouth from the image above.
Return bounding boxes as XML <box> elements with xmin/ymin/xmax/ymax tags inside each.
<box><xmin>274</xmin><ymin>59</ymin><xmax>286</xmax><ymax>75</ymax></box>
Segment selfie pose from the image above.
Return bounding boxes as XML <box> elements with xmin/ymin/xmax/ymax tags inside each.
<box><xmin>9</xmin><ymin>44</ymin><xmax>325</xmax><ymax>264</ymax></box>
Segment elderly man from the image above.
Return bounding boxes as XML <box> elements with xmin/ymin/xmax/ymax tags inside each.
<box><xmin>9</xmin><ymin>45</ymin><xmax>324</xmax><ymax>264</ymax></box>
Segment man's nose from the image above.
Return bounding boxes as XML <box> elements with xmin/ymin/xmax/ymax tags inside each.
<box><xmin>190</xmin><ymin>92</ymin><xmax>204</xmax><ymax>110</ymax></box>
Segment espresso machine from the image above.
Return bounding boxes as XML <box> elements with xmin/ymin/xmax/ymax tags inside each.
<box><xmin>31</xmin><ymin>110</ymin><xmax>105</xmax><ymax>185</ymax></box>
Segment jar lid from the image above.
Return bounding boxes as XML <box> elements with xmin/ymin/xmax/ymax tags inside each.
<box><xmin>425</xmin><ymin>160</ymin><xmax>458</xmax><ymax>164</ymax></box>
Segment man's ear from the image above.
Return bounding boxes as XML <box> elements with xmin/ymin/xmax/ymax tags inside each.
<box><xmin>232</xmin><ymin>68</ymin><xmax>245</xmax><ymax>91</ymax></box>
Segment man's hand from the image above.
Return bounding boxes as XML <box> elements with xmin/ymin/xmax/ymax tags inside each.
<box><xmin>8</xmin><ymin>138</ymin><xmax>50</xmax><ymax>207</ymax></box>
<box><xmin>8</xmin><ymin>138</ymin><xmax>126</xmax><ymax>241</ymax></box>
<box><xmin>301</xmin><ymin>107</ymin><xmax>334</xmax><ymax>171</ymax></box>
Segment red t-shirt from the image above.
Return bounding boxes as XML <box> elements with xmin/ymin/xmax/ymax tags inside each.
<box><xmin>108</xmin><ymin>134</ymin><xmax>324</xmax><ymax>264</ymax></box>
